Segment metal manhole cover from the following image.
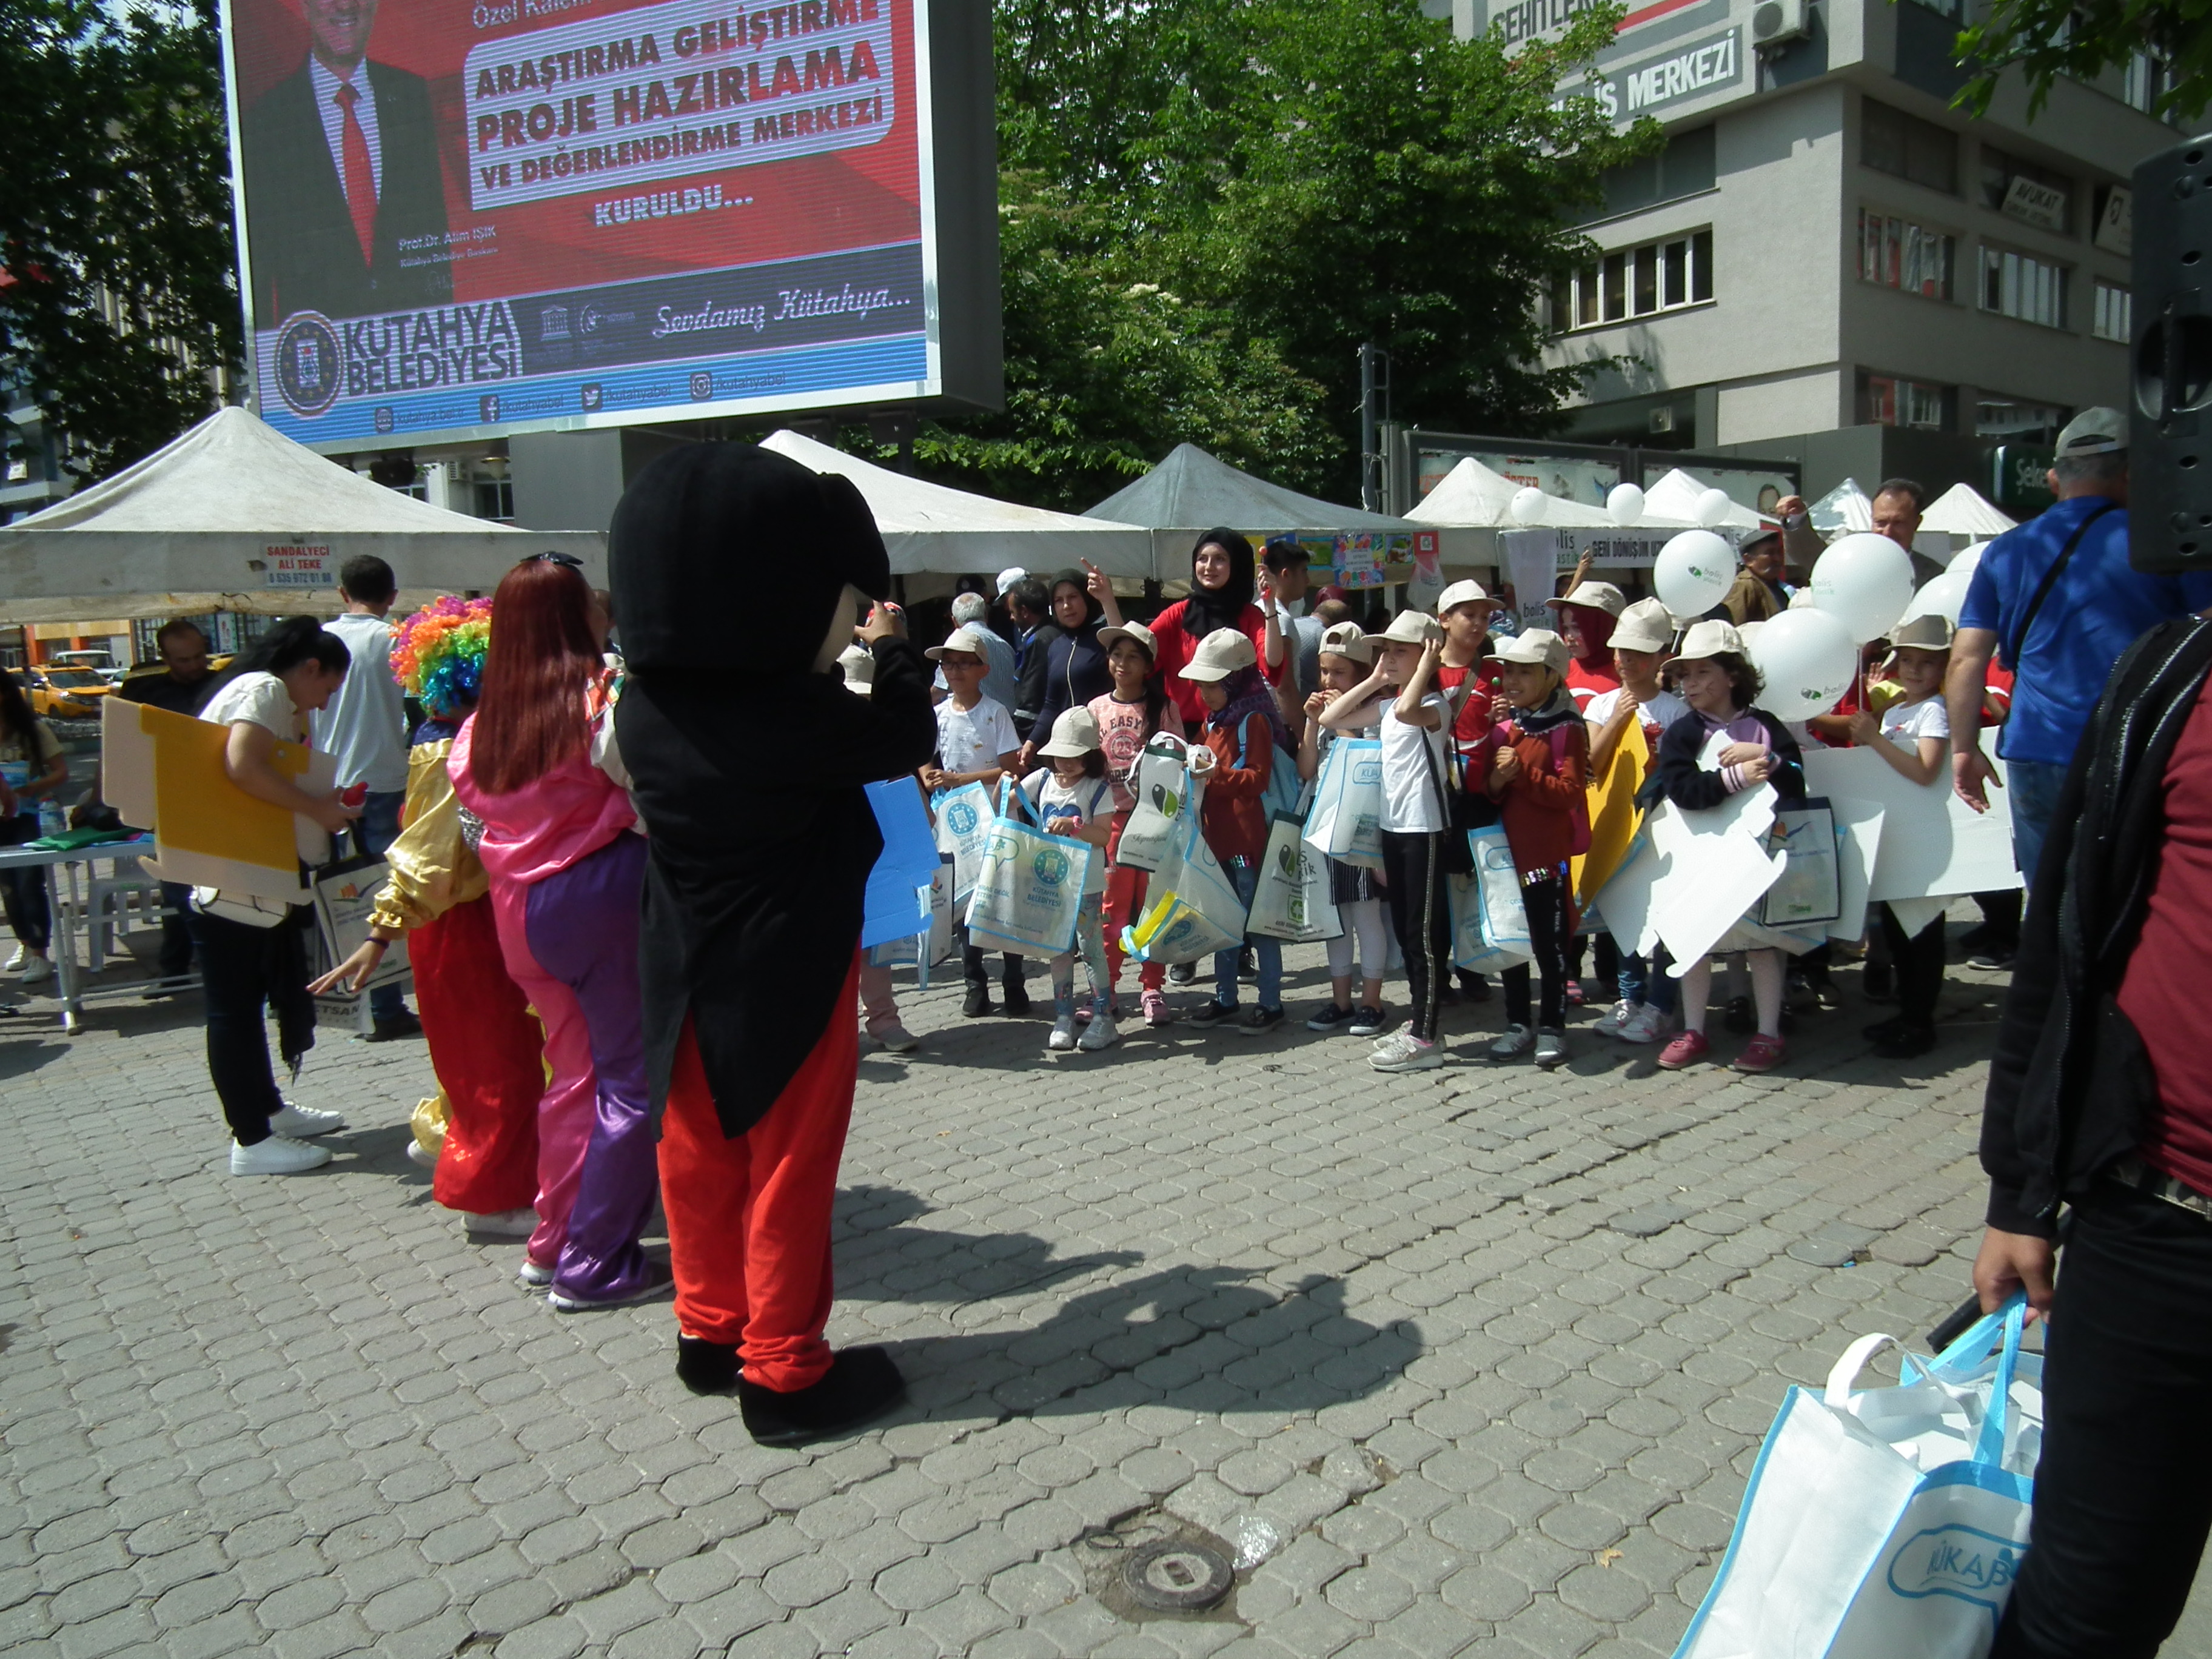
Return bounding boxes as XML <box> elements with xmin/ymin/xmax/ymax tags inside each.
<box><xmin>1122</xmin><ymin>1540</ymin><xmax>1233</xmax><ymax>1610</ymax></box>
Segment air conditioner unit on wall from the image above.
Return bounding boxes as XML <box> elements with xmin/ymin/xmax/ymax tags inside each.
<box><xmin>1751</xmin><ymin>0</ymin><xmax>1812</xmax><ymax>49</ymax></box>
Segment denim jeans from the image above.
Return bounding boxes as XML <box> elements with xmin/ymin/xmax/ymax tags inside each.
<box><xmin>2006</xmin><ymin>756</ymin><xmax>2072</xmax><ymax>894</ymax></box>
<box><xmin>351</xmin><ymin>790</ymin><xmax>411</xmax><ymax>1020</ymax></box>
<box><xmin>1213</xmin><ymin>860</ymin><xmax>1282</xmax><ymax>1011</ymax></box>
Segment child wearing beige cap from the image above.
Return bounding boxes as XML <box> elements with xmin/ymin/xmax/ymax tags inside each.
<box><xmin>1087</xmin><ymin>620</ymin><xmax>1187</xmax><ymax>1028</ymax></box>
<box><xmin>1299</xmin><ymin>622</ymin><xmax>1393</xmax><ymax>1037</ymax></box>
<box><xmin>1021</xmin><ymin>708</ymin><xmax>1121</xmax><ymax>1053</ymax></box>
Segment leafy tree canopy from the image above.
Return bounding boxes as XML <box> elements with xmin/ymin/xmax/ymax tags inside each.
<box><xmin>0</xmin><ymin>0</ymin><xmax>241</xmax><ymax>486</ymax></box>
<box><xmin>1956</xmin><ymin>0</ymin><xmax>2210</xmax><ymax>122</ymax></box>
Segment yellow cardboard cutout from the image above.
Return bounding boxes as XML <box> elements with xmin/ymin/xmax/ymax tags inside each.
<box><xmin>1573</xmin><ymin>715</ymin><xmax>1649</xmax><ymax>911</ymax></box>
<box><xmin>101</xmin><ymin>697</ymin><xmax>333</xmax><ymax>902</ymax></box>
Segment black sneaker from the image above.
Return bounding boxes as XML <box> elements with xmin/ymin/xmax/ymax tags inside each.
<box><xmin>1873</xmin><ymin>1024</ymin><xmax>1937</xmax><ymax>1059</ymax></box>
<box><xmin>1862</xmin><ymin>1015</ymin><xmax>1909</xmax><ymax>1044</ymax></box>
<box><xmin>1236</xmin><ymin>1005</ymin><xmax>1284</xmax><ymax>1036</ymax></box>
<box><xmin>1306</xmin><ymin>1002</ymin><xmax>1358</xmax><ymax>1033</ymax></box>
<box><xmin>1348</xmin><ymin>1005</ymin><xmax>1391</xmax><ymax>1038</ymax></box>
<box><xmin>1000</xmin><ymin>980</ymin><xmax>1032</xmax><ymax>1017</ymax></box>
<box><xmin>962</xmin><ymin>983</ymin><xmax>992</xmax><ymax>1018</ymax></box>
<box><xmin>1723</xmin><ymin>994</ymin><xmax>1755</xmax><ymax>1034</ymax></box>
<box><xmin>363</xmin><ymin>1009</ymin><xmax>424</xmax><ymax>1042</ymax></box>
<box><xmin>1184</xmin><ymin>999</ymin><xmax>1235</xmax><ymax>1030</ymax></box>
<box><xmin>737</xmin><ymin>1347</ymin><xmax>905</xmax><ymax>1447</ymax></box>
<box><xmin>1168</xmin><ymin>960</ymin><xmax>1196</xmax><ymax>985</ymax></box>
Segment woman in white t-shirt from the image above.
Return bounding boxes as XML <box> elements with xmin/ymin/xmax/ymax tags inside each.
<box><xmin>1847</xmin><ymin>613</ymin><xmax>1956</xmax><ymax>1060</ymax></box>
<box><xmin>190</xmin><ymin>619</ymin><xmax>361</xmax><ymax>1177</ymax></box>
<box><xmin>0</xmin><ymin>669</ymin><xmax>68</xmax><ymax>984</ymax></box>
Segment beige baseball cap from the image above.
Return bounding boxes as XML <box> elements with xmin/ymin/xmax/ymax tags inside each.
<box><xmin>1181</xmin><ymin>627</ymin><xmax>1259</xmax><ymax>682</ymax></box>
<box><xmin>1037</xmin><ymin>706</ymin><xmax>1103</xmax><ymax>757</ymax></box>
<box><xmin>1546</xmin><ymin>580</ymin><xmax>1627</xmax><ymax>619</ymax></box>
<box><xmin>1609</xmin><ymin>597</ymin><xmax>1676</xmax><ymax>654</ymax></box>
<box><xmin>1098</xmin><ymin>620</ymin><xmax>1160</xmax><ymax>658</ymax></box>
<box><xmin>1885</xmin><ymin>613</ymin><xmax>1956</xmax><ymax>660</ymax></box>
<box><xmin>1436</xmin><ymin>578</ymin><xmax>1493</xmax><ymax>616</ymax></box>
<box><xmin>1493</xmin><ymin>629</ymin><xmax>1570</xmax><ymax>675</ymax></box>
<box><xmin>1318</xmin><ymin>621</ymin><xmax>1373</xmax><ymax>663</ymax></box>
<box><xmin>1674</xmin><ymin>618</ymin><xmax>1748</xmax><ymax>662</ymax></box>
<box><xmin>1375</xmin><ymin>610</ymin><xmax>1443</xmax><ymax>647</ymax></box>
<box><xmin>2056</xmin><ymin>405</ymin><xmax>2127</xmax><ymax>457</ymax></box>
<box><xmin>925</xmin><ymin>623</ymin><xmax>997</xmax><ymax>662</ymax></box>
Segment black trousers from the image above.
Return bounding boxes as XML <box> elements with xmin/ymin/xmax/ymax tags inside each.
<box><xmin>1992</xmin><ymin>1184</ymin><xmax>2212</xmax><ymax>1659</ymax></box>
<box><xmin>1504</xmin><ymin>868</ymin><xmax>1572</xmax><ymax>1031</ymax></box>
<box><xmin>0</xmin><ymin>812</ymin><xmax>50</xmax><ymax>953</ymax></box>
<box><xmin>1879</xmin><ymin>903</ymin><xmax>1948</xmax><ymax>1031</ymax></box>
<box><xmin>1379</xmin><ymin>828</ymin><xmax>1450</xmax><ymax>1042</ymax></box>
<box><xmin>184</xmin><ymin>907</ymin><xmax>309</xmax><ymax>1145</ymax></box>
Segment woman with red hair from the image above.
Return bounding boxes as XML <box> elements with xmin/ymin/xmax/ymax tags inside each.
<box><xmin>449</xmin><ymin>555</ymin><xmax>664</xmax><ymax>1311</ymax></box>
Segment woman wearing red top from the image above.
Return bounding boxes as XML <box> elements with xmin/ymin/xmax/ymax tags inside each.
<box><xmin>1546</xmin><ymin>579</ymin><xmax>1626</xmax><ymax>708</ymax></box>
<box><xmin>1094</xmin><ymin>528</ymin><xmax>1285</xmax><ymax>729</ymax></box>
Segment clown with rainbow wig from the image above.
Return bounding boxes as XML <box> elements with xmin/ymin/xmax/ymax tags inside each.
<box><xmin>312</xmin><ymin>595</ymin><xmax>546</xmax><ymax>1239</ymax></box>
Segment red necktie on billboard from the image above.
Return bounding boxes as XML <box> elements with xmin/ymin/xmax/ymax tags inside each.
<box><xmin>333</xmin><ymin>82</ymin><xmax>377</xmax><ymax>269</ymax></box>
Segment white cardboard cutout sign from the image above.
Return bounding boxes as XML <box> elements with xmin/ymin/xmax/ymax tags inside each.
<box><xmin>1801</xmin><ymin>748</ymin><xmax>2018</xmax><ymax>903</ymax></box>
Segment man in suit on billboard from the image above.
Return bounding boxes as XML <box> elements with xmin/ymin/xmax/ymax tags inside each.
<box><xmin>242</xmin><ymin>0</ymin><xmax>452</xmax><ymax>324</ymax></box>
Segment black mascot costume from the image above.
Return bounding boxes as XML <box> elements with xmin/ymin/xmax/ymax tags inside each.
<box><xmin>611</xmin><ymin>443</ymin><xmax>936</xmax><ymax>1444</ymax></box>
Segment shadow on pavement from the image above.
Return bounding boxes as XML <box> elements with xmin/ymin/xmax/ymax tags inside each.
<box><xmin>834</xmin><ymin>1184</ymin><xmax>1143</xmax><ymax>1306</ymax></box>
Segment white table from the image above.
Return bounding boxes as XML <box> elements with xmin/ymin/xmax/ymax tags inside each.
<box><xmin>0</xmin><ymin>836</ymin><xmax>195</xmax><ymax>1032</ymax></box>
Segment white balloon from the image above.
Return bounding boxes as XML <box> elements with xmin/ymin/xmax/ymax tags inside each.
<box><xmin>1951</xmin><ymin>541</ymin><xmax>1986</xmax><ymax>580</ymax></box>
<box><xmin>1607</xmin><ymin>483</ymin><xmax>1646</xmax><ymax>526</ymax></box>
<box><xmin>1695</xmin><ymin>487</ymin><xmax>1734</xmax><ymax>529</ymax></box>
<box><xmin>1809</xmin><ymin>531</ymin><xmax>1917</xmax><ymax>643</ymax></box>
<box><xmin>1902</xmin><ymin>568</ymin><xmax>1971</xmax><ymax>627</ymax></box>
<box><xmin>1509</xmin><ymin>486</ymin><xmax>1549</xmax><ymax>527</ymax></box>
<box><xmin>1654</xmin><ymin>530</ymin><xmax>1734</xmax><ymax>618</ymax></box>
<box><xmin>1749</xmin><ymin>607</ymin><xmax>1860</xmax><ymax>722</ymax></box>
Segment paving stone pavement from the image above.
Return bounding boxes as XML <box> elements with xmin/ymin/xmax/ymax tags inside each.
<box><xmin>4</xmin><ymin>941</ymin><xmax>2208</xmax><ymax>1658</ymax></box>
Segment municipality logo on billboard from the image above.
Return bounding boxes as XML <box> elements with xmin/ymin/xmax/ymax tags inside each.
<box><xmin>272</xmin><ymin>301</ymin><xmax>525</xmax><ymax>418</ymax></box>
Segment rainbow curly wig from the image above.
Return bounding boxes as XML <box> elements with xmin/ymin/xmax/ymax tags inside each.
<box><xmin>390</xmin><ymin>595</ymin><xmax>492</xmax><ymax>716</ymax></box>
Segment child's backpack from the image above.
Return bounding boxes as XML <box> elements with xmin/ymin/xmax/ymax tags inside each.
<box><xmin>1235</xmin><ymin>716</ymin><xmax>1304</xmax><ymax>822</ymax></box>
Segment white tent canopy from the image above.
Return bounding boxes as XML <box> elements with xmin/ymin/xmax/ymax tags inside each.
<box><xmin>1407</xmin><ymin>457</ymin><xmax>1620</xmax><ymax>529</ymax></box>
<box><xmin>1808</xmin><ymin>478</ymin><xmax>1875</xmax><ymax>536</ymax></box>
<box><xmin>1641</xmin><ymin>468</ymin><xmax>1761</xmax><ymax>529</ymax></box>
<box><xmin>1919</xmin><ymin>481</ymin><xmax>2017</xmax><ymax>537</ymax></box>
<box><xmin>760</xmin><ymin>430</ymin><xmax>1155</xmax><ymax>578</ymax></box>
<box><xmin>0</xmin><ymin>406</ymin><xmax>603</xmax><ymax>625</ymax></box>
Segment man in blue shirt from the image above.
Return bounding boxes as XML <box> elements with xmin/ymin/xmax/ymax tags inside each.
<box><xmin>1948</xmin><ymin>407</ymin><xmax>2212</xmax><ymax>888</ymax></box>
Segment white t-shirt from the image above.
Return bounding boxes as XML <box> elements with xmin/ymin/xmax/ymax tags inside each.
<box><xmin>1583</xmin><ymin>686</ymin><xmax>1687</xmax><ymax>737</ymax></box>
<box><xmin>1022</xmin><ymin>770</ymin><xmax>1114</xmax><ymax>896</ymax></box>
<box><xmin>934</xmin><ymin>695</ymin><xmax>1019</xmax><ymax>776</ymax></box>
<box><xmin>1378</xmin><ymin>691</ymin><xmax>1452</xmax><ymax>834</ymax></box>
<box><xmin>310</xmin><ymin>612</ymin><xmax>409</xmax><ymax>793</ymax></box>
<box><xmin>201</xmin><ymin>671</ymin><xmax>303</xmax><ymax>741</ymax></box>
<box><xmin>1880</xmin><ymin>694</ymin><xmax>1950</xmax><ymax>745</ymax></box>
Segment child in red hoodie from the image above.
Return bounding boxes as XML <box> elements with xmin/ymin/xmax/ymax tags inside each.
<box><xmin>1484</xmin><ymin>628</ymin><xmax>1589</xmax><ymax>1069</ymax></box>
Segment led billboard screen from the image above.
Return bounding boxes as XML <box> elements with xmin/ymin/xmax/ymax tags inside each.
<box><xmin>221</xmin><ymin>0</ymin><xmax>999</xmax><ymax>448</ymax></box>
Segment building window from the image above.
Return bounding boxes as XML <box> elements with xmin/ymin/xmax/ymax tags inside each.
<box><xmin>1977</xmin><ymin>398</ymin><xmax>2067</xmax><ymax>442</ymax></box>
<box><xmin>2093</xmin><ymin>280</ymin><xmax>2133</xmax><ymax>342</ymax></box>
<box><xmin>1862</xmin><ymin>98</ymin><xmax>1959</xmax><ymax>195</ymax></box>
<box><xmin>1582</xmin><ymin>126</ymin><xmax>1718</xmax><ymax>224</ymax></box>
<box><xmin>1557</xmin><ymin>229</ymin><xmax>1712</xmax><ymax>332</ymax></box>
<box><xmin>1858</xmin><ymin>209</ymin><xmax>1955</xmax><ymax>300</ymax></box>
<box><xmin>1861</xmin><ymin>372</ymin><xmax>1953</xmax><ymax>431</ymax></box>
<box><xmin>1901</xmin><ymin>0</ymin><xmax>1957</xmax><ymax>13</ymax></box>
<box><xmin>2123</xmin><ymin>53</ymin><xmax>2172</xmax><ymax>114</ymax></box>
<box><xmin>1980</xmin><ymin>146</ymin><xmax>2073</xmax><ymax>234</ymax></box>
<box><xmin>474</xmin><ymin>476</ymin><xmax>515</xmax><ymax>521</ymax></box>
<box><xmin>1981</xmin><ymin>246</ymin><xmax>2068</xmax><ymax>329</ymax></box>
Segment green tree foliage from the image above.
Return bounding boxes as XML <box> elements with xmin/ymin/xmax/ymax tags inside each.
<box><xmin>894</xmin><ymin>0</ymin><xmax>1659</xmax><ymax>506</ymax></box>
<box><xmin>1956</xmin><ymin>0</ymin><xmax>2208</xmax><ymax>122</ymax></box>
<box><xmin>0</xmin><ymin>0</ymin><xmax>241</xmax><ymax>484</ymax></box>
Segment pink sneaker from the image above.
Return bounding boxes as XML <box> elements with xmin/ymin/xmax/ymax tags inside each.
<box><xmin>1142</xmin><ymin>990</ymin><xmax>1173</xmax><ymax>1027</ymax></box>
<box><xmin>1734</xmin><ymin>1033</ymin><xmax>1787</xmax><ymax>1073</ymax></box>
<box><xmin>1657</xmin><ymin>1030</ymin><xmax>1711</xmax><ymax>1070</ymax></box>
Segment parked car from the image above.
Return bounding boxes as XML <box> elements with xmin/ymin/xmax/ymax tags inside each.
<box><xmin>49</xmin><ymin>649</ymin><xmax>124</xmax><ymax>686</ymax></box>
<box><xmin>23</xmin><ymin>664</ymin><xmax>115</xmax><ymax>720</ymax></box>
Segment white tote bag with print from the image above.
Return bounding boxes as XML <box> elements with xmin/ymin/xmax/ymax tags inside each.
<box><xmin>1116</xmin><ymin>734</ymin><xmax>1198</xmax><ymax>873</ymax></box>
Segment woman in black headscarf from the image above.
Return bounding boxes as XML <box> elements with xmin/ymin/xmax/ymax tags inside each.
<box><xmin>612</xmin><ymin>443</ymin><xmax>936</xmax><ymax>1445</ymax></box>
<box><xmin>1025</xmin><ymin>566</ymin><xmax>1112</xmax><ymax>765</ymax></box>
<box><xmin>1093</xmin><ymin>529</ymin><xmax>1286</xmax><ymax>730</ymax></box>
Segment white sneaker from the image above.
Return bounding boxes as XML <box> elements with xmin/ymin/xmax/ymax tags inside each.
<box><xmin>518</xmin><ymin>1259</ymin><xmax>555</xmax><ymax>1287</ymax></box>
<box><xmin>4</xmin><ymin>945</ymin><xmax>23</xmax><ymax>971</ymax></box>
<box><xmin>1618</xmin><ymin>1005</ymin><xmax>1666</xmax><ymax>1044</ymax></box>
<box><xmin>466</xmin><ymin>1207</ymin><xmax>537</xmax><ymax>1238</ymax></box>
<box><xmin>1592</xmin><ymin>999</ymin><xmax>1635</xmax><ymax>1038</ymax></box>
<box><xmin>1076</xmin><ymin>1012</ymin><xmax>1120</xmax><ymax>1051</ymax></box>
<box><xmin>406</xmin><ymin>1139</ymin><xmax>437</xmax><ymax>1168</ymax></box>
<box><xmin>1047</xmin><ymin>1013</ymin><xmax>1079</xmax><ymax>1051</ymax></box>
<box><xmin>269</xmin><ymin>1101</ymin><xmax>346</xmax><ymax>1138</ymax></box>
<box><xmin>17</xmin><ymin>954</ymin><xmax>52</xmax><ymax>985</ymax></box>
<box><xmin>1369</xmin><ymin>1031</ymin><xmax>1443</xmax><ymax>1073</ymax></box>
<box><xmin>230</xmin><ymin>1136</ymin><xmax>332</xmax><ymax>1176</ymax></box>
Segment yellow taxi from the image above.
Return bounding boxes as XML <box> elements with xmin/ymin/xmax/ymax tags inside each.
<box><xmin>25</xmin><ymin>664</ymin><xmax>115</xmax><ymax>720</ymax></box>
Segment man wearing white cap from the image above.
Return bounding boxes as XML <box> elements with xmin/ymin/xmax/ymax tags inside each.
<box><xmin>1949</xmin><ymin>406</ymin><xmax>2212</xmax><ymax>889</ymax></box>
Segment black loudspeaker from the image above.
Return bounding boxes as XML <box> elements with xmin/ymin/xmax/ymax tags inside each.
<box><xmin>2133</xmin><ymin>135</ymin><xmax>2212</xmax><ymax>574</ymax></box>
